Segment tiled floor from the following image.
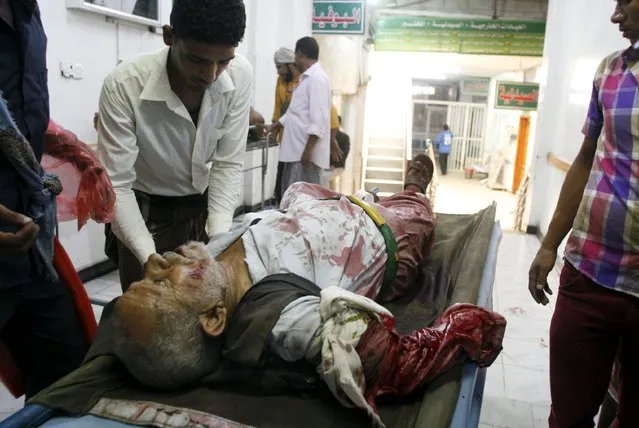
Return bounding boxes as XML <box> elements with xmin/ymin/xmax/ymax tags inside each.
<box><xmin>479</xmin><ymin>232</ymin><xmax>559</xmax><ymax>428</ymax></box>
<box><xmin>0</xmin><ymin>177</ymin><xmax>560</xmax><ymax>427</ymax></box>
<box><xmin>434</xmin><ymin>173</ymin><xmax>557</xmax><ymax>427</ymax></box>
<box><xmin>434</xmin><ymin>172</ymin><xmax>518</xmax><ymax>231</ymax></box>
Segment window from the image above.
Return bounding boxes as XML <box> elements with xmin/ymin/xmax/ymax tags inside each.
<box><xmin>67</xmin><ymin>0</ymin><xmax>162</xmax><ymax>27</ymax></box>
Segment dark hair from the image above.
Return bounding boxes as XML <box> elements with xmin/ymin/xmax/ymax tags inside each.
<box><xmin>295</xmin><ymin>37</ymin><xmax>320</xmax><ymax>61</ymax></box>
<box><xmin>443</xmin><ymin>124</ymin><xmax>449</xmax><ymax>131</ymax></box>
<box><xmin>19</xmin><ymin>0</ymin><xmax>38</xmax><ymax>12</ymax></box>
<box><xmin>170</xmin><ymin>0</ymin><xmax>246</xmax><ymax>46</ymax></box>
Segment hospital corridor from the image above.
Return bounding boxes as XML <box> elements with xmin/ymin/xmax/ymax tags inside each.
<box><xmin>0</xmin><ymin>0</ymin><xmax>637</xmax><ymax>427</ymax></box>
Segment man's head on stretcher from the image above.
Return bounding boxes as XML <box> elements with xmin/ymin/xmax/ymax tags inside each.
<box><xmin>113</xmin><ymin>241</ymin><xmax>243</xmax><ymax>389</ymax></box>
<box><xmin>109</xmin><ymin>162</ymin><xmax>505</xmax><ymax>424</ymax></box>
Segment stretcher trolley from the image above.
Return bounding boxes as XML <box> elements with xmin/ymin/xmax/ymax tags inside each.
<box><xmin>2</xmin><ymin>203</ymin><xmax>502</xmax><ymax>428</ymax></box>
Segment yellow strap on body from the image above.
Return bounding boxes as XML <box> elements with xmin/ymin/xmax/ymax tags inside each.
<box><xmin>346</xmin><ymin>195</ymin><xmax>399</xmax><ymax>293</ymax></box>
<box><xmin>347</xmin><ymin>195</ymin><xmax>386</xmax><ymax>226</ymax></box>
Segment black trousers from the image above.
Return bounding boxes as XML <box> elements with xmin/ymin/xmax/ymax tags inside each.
<box><xmin>0</xmin><ymin>276</ymin><xmax>88</xmax><ymax>400</ymax></box>
<box><xmin>439</xmin><ymin>153</ymin><xmax>449</xmax><ymax>175</ymax></box>
<box><xmin>274</xmin><ymin>161</ymin><xmax>285</xmax><ymax>204</ymax></box>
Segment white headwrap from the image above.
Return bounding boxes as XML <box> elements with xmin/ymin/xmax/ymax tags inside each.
<box><xmin>274</xmin><ymin>47</ymin><xmax>295</xmax><ymax>64</ymax></box>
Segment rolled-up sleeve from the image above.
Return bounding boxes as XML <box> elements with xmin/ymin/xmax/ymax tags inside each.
<box><xmin>582</xmin><ymin>83</ymin><xmax>603</xmax><ymax>140</ymax></box>
<box><xmin>279</xmin><ymin>111</ymin><xmax>288</xmax><ymax>126</ymax></box>
<box><xmin>207</xmin><ymin>61</ymin><xmax>253</xmax><ymax>235</ymax></box>
<box><xmin>97</xmin><ymin>77</ymin><xmax>155</xmax><ymax>264</ymax></box>
<box><xmin>306</xmin><ymin>75</ymin><xmax>330</xmax><ymax>139</ymax></box>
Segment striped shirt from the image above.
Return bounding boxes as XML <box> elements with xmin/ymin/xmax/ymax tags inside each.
<box><xmin>564</xmin><ymin>48</ymin><xmax>639</xmax><ymax>298</ymax></box>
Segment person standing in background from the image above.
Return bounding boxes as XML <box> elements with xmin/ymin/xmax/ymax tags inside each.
<box><xmin>272</xmin><ymin>47</ymin><xmax>297</xmax><ymax>203</ymax></box>
<box><xmin>272</xmin><ymin>47</ymin><xmax>297</xmax><ymax>144</ymax></box>
<box><xmin>435</xmin><ymin>124</ymin><xmax>453</xmax><ymax>176</ymax></box>
<box><xmin>333</xmin><ymin>115</ymin><xmax>350</xmax><ymax>168</ymax></box>
<box><xmin>272</xmin><ymin>46</ymin><xmax>340</xmax><ymax>202</ymax></box>
<box><xmin>0</xmin><ymin>0</ymin><xmax>87</xmax><ymax>399</ymax></box>
<box><xmin>267</xmin><ymin>37</ymin><xmax>331</xmax><ymax>195</ymax></box>
<box><xmin>97</xmin><ymin>0</ymin><xmax>252</xmax><ymax>292</ymax></box>
<box><xmin>528</xmin><ymin>2</ymin><xmax>639</xmax><ymax>426</ymax></box>
<box><xmin>321</xmin><ymin>115</ymin><xmax>351</xmax><ymax>190</ymax></box>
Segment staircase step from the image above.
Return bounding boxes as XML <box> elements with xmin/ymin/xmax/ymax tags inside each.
<box><xmin>368</xmin><ymin>145</ymin><xmax>403</xmax><ymax>150</ymax></box>
<box><xmin>366</xmin><ymin>167</ymin><xmax>404</xmax><ymax>173</ymax></box>
<box><xmin>363</xmin><ymin>178</ymin><xmax>405</xmax><ymax>185</ymax></box>
<box><xmin>367</xmin><ymin>155</ymin><xmax>404</xmax><ymax>161</ymax></box>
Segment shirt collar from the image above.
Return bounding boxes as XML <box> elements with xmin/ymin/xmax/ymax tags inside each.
<box><xmin>618</xmin><ymin>43</ymin><xmax>639</xmax><ymax>84</ymax></box>
<box><xmin>302</xmin><ymin>62</ymin><xmax>321</xmax><ymax>79</ymax></box>
<box><xmin>140</xmin><ymin>47</ymin><xmax>236</xmax><ymax>103</ymax></box>
<box><xmin>622</xmin><ymin>43</ymin><xmax>639</xmax><ymax>65</ymax></box>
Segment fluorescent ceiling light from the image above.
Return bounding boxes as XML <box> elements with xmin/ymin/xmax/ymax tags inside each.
<box><xmin>412</xmin><ymin>86</ymin><xmax>437</xmax><ymax>96</ymax></box>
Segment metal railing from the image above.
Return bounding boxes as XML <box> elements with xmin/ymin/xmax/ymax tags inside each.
<box><xmin>547</xmin><ymin>152</ymin><xmax>571</xmax><ymax>173</ymax></box>
<box><xmin>427</xmin><ymin>142</ymin><xmax>439</xmax><ymax>209</ymax></box>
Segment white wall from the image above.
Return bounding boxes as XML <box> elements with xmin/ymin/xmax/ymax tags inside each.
<box><xmin>41</xmin><ymin>1</ymin><xmax>172</xmax><ymax>270</ymax></box>
<box><xmin>523</xmin><ymin>66</ymin><xmax>542</xmax><ymax>172</ymax></box>
<box><xmin>484</xmin><ymin>68</ymin><xmax>543</xmax><ymax>192</ymax></box>
<box><xmin>41</xmin><ymin>2</ymin><xmax>171</xmax><ymax>143</ymax></box>
<box><xmin>339</xmin><ymin>86</ymin><xmax>368</xmax><ymax>194</ymax></box>
<box><xmin>365</xmin><ymin>53</ymin><xmax>414</xmax><ymax>142</ymax></box>
<box><xmin>485</xmin><ymin>71</ymin><xmax>525</xmax><ymax>160</ymax></box>
<box><xmin>39</xmin><ymin>0</ymin><xmax>312</xmax><ymax>270</ymax></box>
<box><xmin>526</xmin><ymin>0</ymin><xmax>626</xmax><ymax>237</ymax></box>
<box><xmin>316</xmin><ymin>35</ymin><xmax>365</xmax><ymax>96</ymax></box>
<box><xmin>242</xmin><ymin>0</ymin><xmax>312</xmax><ymax>121</ymax></box>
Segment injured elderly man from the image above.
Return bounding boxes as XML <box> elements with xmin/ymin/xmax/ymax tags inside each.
<box><xmin>29</xmin><ymin>155</ymin><xmax>505</xmax><ymax>428</ymax></box>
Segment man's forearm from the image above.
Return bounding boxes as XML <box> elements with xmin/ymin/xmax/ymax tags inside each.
<box><xmin>541</xmin><ymin>147</ymin><xmax>595</xmax><ymax>251</ymax></box>
<box><xmin>112</xmin><ymin>189</ymin><xmax>156</xmax><ymax>263</ymax></box>
<box><xmin>306</xmin><ymin>134</ymin><xmax>319</xmax><ymax>150</ymax></box>
<box><xmin>207</xmin><ymin>162</ymin><xmax>242</xmax><ymax>236</ymax></box>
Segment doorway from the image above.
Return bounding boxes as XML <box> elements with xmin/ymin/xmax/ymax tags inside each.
<box><xmin>411</xmin><ymin>100</ymin><xmax>487</xmax><ymax>173</ymax></box>
<box><xmin>412</xmin><ymin>103</ymin><xmax>447</xmax><ymax>157</ymax></box>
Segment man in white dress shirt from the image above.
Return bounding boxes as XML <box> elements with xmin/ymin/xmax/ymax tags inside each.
<box><xmin>267</xmin><ymin>37</ymin><xmax>331</xmax><ymax>196</ymax></box>
<box><xmin>97</xmin><ymin>0</ymin><xmax>252</xmax><ymax>291</ymax></box>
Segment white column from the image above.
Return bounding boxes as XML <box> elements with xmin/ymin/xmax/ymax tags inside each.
<box><xmin>526</xmin><ymin>0</ymin><xmax>625</xmax><ymax>235</ymax></box>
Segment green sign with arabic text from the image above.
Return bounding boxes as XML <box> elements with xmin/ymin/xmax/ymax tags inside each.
<box><xmin>495</xmin><ymin>81</ymin><xmax>540</xmax><ymax>110</ymax></box>
<box><xmin>374</xmin><ymin>16</ymin><xmax>545</xmax><ymax>57</ymax></box>
<box><xmin>312</xmin><ymin>1</ymin><xmax>366</xmax><ymax>35</ymax></box>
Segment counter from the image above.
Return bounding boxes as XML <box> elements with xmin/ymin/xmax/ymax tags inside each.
<box><xmin>238</xmin><ymin>137</ymin><xmax>279</xmax><ymax>213</ymax></box>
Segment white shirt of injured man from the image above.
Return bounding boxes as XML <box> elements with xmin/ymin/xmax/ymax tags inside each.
<box><xmin>96</xmin><ymin>46</ymin><xmax>253</xmax><ymax>261</ymax></box>
<box><xmin>278</xmin><ymin>62</ymin><xmax>332</xmax><ymax>170</ymax></box>
<box><xmin>239</xmin><ymin>186</ymin><xmax>387</xmax><ymax>362</ymax></box>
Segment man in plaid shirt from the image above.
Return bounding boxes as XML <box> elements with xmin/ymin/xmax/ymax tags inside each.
<box><xmin>528</xmin><ymin>2</ymin><xmax>639</xmax><ymax>427</ymax></box>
